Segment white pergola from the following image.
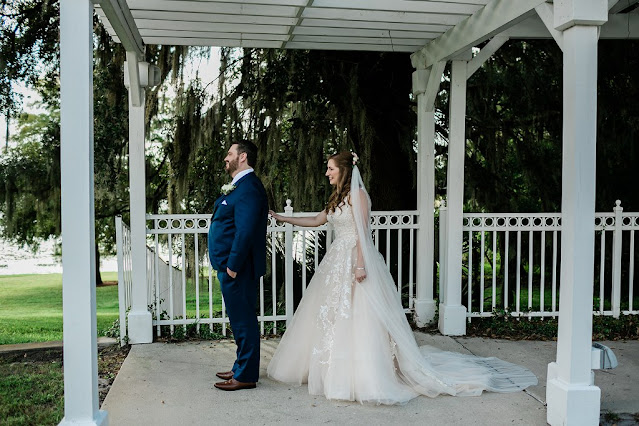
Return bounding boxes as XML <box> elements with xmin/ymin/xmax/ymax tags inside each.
<box><xmin>60</xmin><ymin>1</ymin><xmax>639</xmax><ymax>425</ymax></box>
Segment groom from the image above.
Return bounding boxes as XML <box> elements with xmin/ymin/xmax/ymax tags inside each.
<box><xmin>208</xmin><ymin>140</ymin><xmax>268</xmax><ymax>391</ymax></box>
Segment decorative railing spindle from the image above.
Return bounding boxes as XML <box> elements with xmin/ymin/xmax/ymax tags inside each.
<box><xmin>612</xmin><ymin>200</ymin><xmax>623</xmax><ymax>318</ymax></box>
<box><xmin>284</xmin><ymin>200</ymin><xmax>294</xmax><ymax>325</ymax></box>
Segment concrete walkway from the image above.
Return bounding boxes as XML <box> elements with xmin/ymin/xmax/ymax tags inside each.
<box><xmin>101</xmin><ymin>333</ymin><xmax>639</xmax><ymax>425</ymax></box>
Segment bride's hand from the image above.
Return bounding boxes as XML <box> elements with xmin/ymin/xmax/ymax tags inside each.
<box><xmin>355</xmin><ymin>267</ymin><xmax>366</xmax><ymax>283</ymax></box>
<box><xmin>269</xmin><ymin>210</ymin><xmax>282</xmax><ymax>222</ymax></box>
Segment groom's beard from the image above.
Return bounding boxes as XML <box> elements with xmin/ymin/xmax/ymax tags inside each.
<box><xmin>226</xmin><ymin>157</ymin><xmax>239</xmax><ymax>175</ymax></box>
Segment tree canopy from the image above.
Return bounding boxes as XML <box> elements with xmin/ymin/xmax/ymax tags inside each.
<box><xmin>0</xmin><ymin>0</ymin><xmax>58</xmax><ymax>114</ymax></box>
<box><xmin>169</xmin><ymin>48</ymin><xmax>417</xmax><ymax>215</ymax></box>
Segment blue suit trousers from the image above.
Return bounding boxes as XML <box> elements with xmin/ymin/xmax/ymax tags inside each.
<box><xmin>218</xmin><ymin>270</ymin><xmax>260</xmax><ymax>383</ymax></box>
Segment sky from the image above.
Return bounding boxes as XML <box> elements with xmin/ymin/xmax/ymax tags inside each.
<box><xmin>184</xmin><ymin>47</ymin><xmax>222</xmax><ymax>88</ymax></box>
<box><xmin>0</xmin><ymin>81</ymin><xmax>45</xmax><ymax>148</ymax></box>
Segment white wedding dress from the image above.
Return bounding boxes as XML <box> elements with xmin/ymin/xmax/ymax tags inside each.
<box><xmin>267</xmin><ymin>167</ymin><xmax>537</xmax><ymax>405</ymax></box>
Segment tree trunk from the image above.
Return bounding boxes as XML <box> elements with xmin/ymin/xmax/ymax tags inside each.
<box><xmin>4</xmin><ymin>109</ymin><xmax>9</xmax><ymax>150</ymax></box>
<box><xmin>95</xmin><ymin>242</ymin><xmax>103</xmax><ymax>285</ymax></box>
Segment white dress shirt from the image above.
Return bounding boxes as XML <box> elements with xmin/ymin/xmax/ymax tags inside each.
<box><xmin>231</xmin><ymin>168</ymin><xmax>254</xmax><ymax>185</ymax></box>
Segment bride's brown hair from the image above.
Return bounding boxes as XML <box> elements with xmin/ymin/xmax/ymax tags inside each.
<box><xmin>325</xmin><ymin>151</ymin><xmax>356</xmax><ymax>214</ymax></box>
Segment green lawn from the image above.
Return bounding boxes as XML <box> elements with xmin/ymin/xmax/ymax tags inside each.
<box><xmin>0</xmin><ymin>272</ymin><xmax>120</xmax><ymax>345</ymax></box>
<box><xmin>0</xmin><ymin>350</ymin><xmax>64</xmax><ymax>425</ymax></box>
<box><xmin>184</xmin><ymin>276</ymin><xmax>224</xmax><ymax>318</ymax></box>
<box><xmin>0</xmin><ymin>271</ymin><xmax>226</xmax><ymax>345</ymax></box>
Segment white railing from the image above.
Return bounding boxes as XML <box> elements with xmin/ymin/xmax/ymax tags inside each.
<box><xmin>115</xmin><ymin>216</ymin><xmax>132</xmax><ymax>346</ymax></box>
<box><xmin>135</xmin><ymin>204</ymin><xmax>419</xmax><ymax>338</ymax></box>
<box><xmin>439</xmin><ymin>200</ymin><xmax>639</xmax><ymax>320</ymax></box>
<box><xmin>116</xmin><ymin>216</ymin><xmax>182</xmax><ymax>345</ymax></box>
<box><xmin>117</xmin><ymin>200</ymin><xmax>639</xmax><ymax>340</ymax></box>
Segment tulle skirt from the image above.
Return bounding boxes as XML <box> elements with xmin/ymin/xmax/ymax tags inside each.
<box><xmin>267</xmin><ymin>235</ymin><xmax>537</xmax><ymax>405</ymax></box>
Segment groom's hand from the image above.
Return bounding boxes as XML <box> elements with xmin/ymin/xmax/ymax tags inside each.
<box><xmin>227</xmin><ymin>267</ymin><xmax>237</xmax><ymax>279</ymax></box>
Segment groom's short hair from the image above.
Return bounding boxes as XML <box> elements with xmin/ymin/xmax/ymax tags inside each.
<box><xmin>235</xmin><ymin>139</ymin><xmax>258</xmax><ymax>167</ymax></box>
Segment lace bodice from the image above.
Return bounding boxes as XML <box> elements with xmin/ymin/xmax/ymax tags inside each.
<box><xmin>327</xmin><ymin>202</ymin><xmax>357</xmax><ymax>244</ymax></box>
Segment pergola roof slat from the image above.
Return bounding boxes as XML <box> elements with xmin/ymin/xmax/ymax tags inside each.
<box><xmin>300</xmin><ymin>18</ymin><xmax>452</xmax><ymax>32</ymax></box>
<box><xmin>140</xmin><ymin>29</ymin><xmax>291</xmax><ymax>41</ymax></box>
<box><xmin>292</xmin><ymin>26</ymin><xmax>440</xmax><ymax>39</ymax></box>
<box><xmin>284</xmin><ymin>41</ymin><xmax>416</xmax><ymax>51</ymax></box>
<box><xmin>127</xmin><ymin>0</ymin><xmax>300</xmax><ymax>16</ymax></box>
<box><xmin>143</xmin><ymin>37</ymin><xmax>285</xmax><ymax>47</ymax></box>
<box><xmin>134</xmin><ymin>19</ymin><xmax>291</xmax><ymax>34</ymax></box>
<box><xmin>164</xmin><ymin>0</ymin><xmax>309</xmax><ymax>5</ymax></box>
<box><xmin>292</xmin><ymin>35</ymin><xmax>430</xmax><ymax>46</ymax></box>
<box><xmin>301</xmin><ymin>8</ymin><xmax>469</xmax><ymax>26</ymax></box>
<box><xmin>310</xmin><ymin>0</ymin><xmax>485</xmax><ymax>14</ymax></box>
<box><xmin>130</xmin><ymin>10</ymin><xmax>299</xmax><ymax>25</ymax></box>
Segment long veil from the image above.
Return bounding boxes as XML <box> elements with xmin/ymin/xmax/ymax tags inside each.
<box><xmin>349</xmin><ymin>166</ymin><xmax>538</xmax><ymax>398</ymax></box>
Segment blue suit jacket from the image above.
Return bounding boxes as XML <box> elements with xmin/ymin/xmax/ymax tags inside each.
<box><xmin>208</xmin><ymin>172</ymin><xmax>268</xmax><ymax>279</ymax></box>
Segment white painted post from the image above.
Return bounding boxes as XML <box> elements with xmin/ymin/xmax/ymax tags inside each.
<box><xmin>612</xmin><ymin>200</ymin><xmax>623</xmax><ymax>318</ymax></box>
<box><xmin>412</xmin><ymin>66</ymin><xmax>440</xmax><ymax>326</ymax></box>
<box><xmin>59</xmin><ymin>0</ymin><xmax>107</xmax><ymax>424</ymax></box>
<box><xmin>439</xmin><ymin>56</ymin><xmax>470</xmax><ymax>336</ymax></box>
<box><xmin>546</xmin><ymin>2</ymin><xmax>607</xmax><ymax>424</ymax></box>
<box><xmin>125</xmin><ymin>53</ymin><xmax>152</xmax><ymax>344</ymax></box>
<box><xmin>284</xmin><ymin>200</ymin><xmax>294</xmax><ymax>324</ymax></box>
<box><xmin>438</xmin><ymin>200</ymin><xmax>448</xmax><ymax>304</ymax></box>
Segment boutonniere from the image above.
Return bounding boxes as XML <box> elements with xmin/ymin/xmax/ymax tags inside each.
<box><xmin>221</xmin><ymin>183</ymin><xmax>236</xmax><ymax>195</ymax></box>
<box><xmin>222</xmin><ymin>183</ymin><xmax>235</xmax><ymax>195</ymax></box>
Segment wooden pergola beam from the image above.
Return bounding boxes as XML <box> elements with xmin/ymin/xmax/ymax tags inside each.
<box><xmin>504</xmin><ymin>13</ymin><xmax>639</xmax><ymax>39</ymax></box>
<box><xmin>609</xmin><ymin>0</ymin><xmax>639</xmax><ymax>14</ymax></box>
<box><xmin>95</xmin><ymin>0</ymin><xmax>144</xmax><ymax>59</ymax></box>
<box><xmin>411</xmin><ymin>0</ymin><xmax>546</xmax><ymax>69</ymax></box>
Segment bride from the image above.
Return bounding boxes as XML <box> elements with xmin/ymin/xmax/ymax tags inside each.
<box><xmin>267</xmin><ymin>151</ymin><xmax>537</xmax><ymax>405</ymax></box>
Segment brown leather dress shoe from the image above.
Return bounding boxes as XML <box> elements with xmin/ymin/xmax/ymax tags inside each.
<box><xmin>214</xmin><ymin>378</ymin><xmax>256</xmax><ymax>391</ymax></box>
<box><xmin>216</xmin><ymin>371</ymin><xmax>234</xmax><ymax>380</ymax></box>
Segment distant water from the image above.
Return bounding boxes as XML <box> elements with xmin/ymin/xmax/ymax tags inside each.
<box><xmin>0</xmin><ymin>238</ymin><xmax>117</xmax><ymax>275</ymax></box>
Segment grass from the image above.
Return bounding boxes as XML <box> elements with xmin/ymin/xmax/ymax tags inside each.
<box><xmin>467</xmin><ymin>286</ymin><xmax>559</xmax><ymax>314</ymax></box>
<box><xmin>0</xmin><ymin>272</ymin><xmax>120</xmax><ymax>345</ymax></box>
<box><xmin>0</xmin><ymin>270</ymin><xmax>227</xmax><ymax>345</ymax></box>
<box><xmin>179</xmin><ymin>275</ymin><xmax>224</xmax><ymax>318</ymax></box>
<box><xmin>0</xmin><ymin>350</ymin><xmax>64</xmax><ymax>425</ymax></box>
<box><xmin>148</xmin><ymin>273</ymin><xmax>224</xmax><ymax>323</ymax></box>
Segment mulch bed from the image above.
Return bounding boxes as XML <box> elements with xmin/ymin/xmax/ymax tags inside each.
<box><xmin>413</xmin><ymin>314</ymin><xmax>639</xmax><ymax>341</ymax></box>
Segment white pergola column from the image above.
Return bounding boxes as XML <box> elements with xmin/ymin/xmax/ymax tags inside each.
<box><xmin>59</xmin><ymin>0</ymin><xmax>107</xmax><ymax>424</ymax></box>
<box><xmin>546</xmin><ymin>1</ymin><xmax>608</xmax><ymax>425</ymax></box>
<box><xmin>439</xmin><ymin>54</ymin><xmax>471</xmax><ymax>336</ymax></box>
<box><xmin>412</xmin><ymin>62</ymin><xmax>445</xmax><ymax>326</ymax></box>
<box><xmin>125</xmin><ymin>53</ymin><xmax>152</xmax><ymax>344</ymax></box>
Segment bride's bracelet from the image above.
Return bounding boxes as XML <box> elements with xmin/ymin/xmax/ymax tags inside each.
<box><xmin>356</xmin><ymin>267</ymin><xmax>365</xmax><ymax>270</ymax></box>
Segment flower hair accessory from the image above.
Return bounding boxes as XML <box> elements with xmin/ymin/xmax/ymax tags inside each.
<box><xmin>351</xmin><ymin>151</ymin><xmax>359</xmax><ymax>166</ymax></box>
<box><xmin>221</xmin><ymin>183</ymin><xmax>236</xmax><ymax>195</ymax></box>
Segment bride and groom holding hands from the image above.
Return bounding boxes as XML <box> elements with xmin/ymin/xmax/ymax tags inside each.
<box><xmin>207</xmin><ymin>140</ymin><xmax>537</xmax><ymax>403</ymax></box>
